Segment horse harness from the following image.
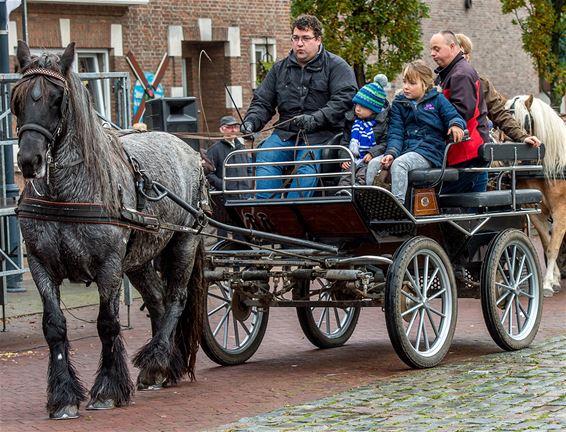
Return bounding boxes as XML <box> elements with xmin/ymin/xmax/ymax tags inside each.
<box><xmin>14</xmin><ymin>67</ymin><xmax>208</xmax><ymax>235</ymax></box>
<box><xmin>12</xmin><ymin>68</ymin><xmax>78</xmax><ymax>184</ymax></box>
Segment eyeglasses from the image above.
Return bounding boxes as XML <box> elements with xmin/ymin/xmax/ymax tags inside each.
<box><xmin>291</xmin><ymin>35</ymin><xmax>317</xmax><ymax>43</ymax></box>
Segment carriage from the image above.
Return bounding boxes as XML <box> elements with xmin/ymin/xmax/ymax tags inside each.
<box><xmin>200</xmin><ymin>140</ymin><xmax>546</xmax><ymax>369</ymax></box>
<box><xmin>12</xmin><ymin>40</ymin><xmax>558</xmax><ymax>419</ymax></box>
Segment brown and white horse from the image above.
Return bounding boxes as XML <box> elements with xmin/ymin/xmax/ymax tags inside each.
<box><xmin>506</xmin><ymin>95</ymin><xmax>566</xmax><ymax>297</ymax></box>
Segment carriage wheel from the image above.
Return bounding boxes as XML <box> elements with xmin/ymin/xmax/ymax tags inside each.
<box><xmin>385</xmin><ymin>236</ymin><xmax>457</xmax><ymax>369</ymax></box>
<box><xmin>295</xmin><ymin>278</ymin><xmax>360</xmax><ymax>348</ymax></box>
<box><xmin>480</xmin><ymin>229</ymin><xmax>542</xmax><ymax>351</ymax></box>
<box><xmin>201</xmin><ymin>240</ymin><xmax>269</xmax><ymax>366</ymax></box>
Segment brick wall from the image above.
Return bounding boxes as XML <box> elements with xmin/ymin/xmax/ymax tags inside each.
<box><xmin>8</xmin><ymin>0</ymin><xmax>540</xmax><ymax>130</ymax></box>
<box><xmin>420</xmin><ymin>0</ymin><xmax>539</xmax><ymax>99</ymax></box>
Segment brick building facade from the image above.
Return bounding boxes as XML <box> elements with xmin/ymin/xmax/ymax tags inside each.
<box><xmin>7</xmin><ymin>0</ymin><xmax>543</xmax><ymax>136</ymax></box>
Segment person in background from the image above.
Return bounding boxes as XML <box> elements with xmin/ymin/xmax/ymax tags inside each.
<box><xmin>338</xmin><ymin>77</ymin><xmax>389</xmax><ymax>187</ymax></box>
<box><xmin>430</xmin><ymin>30</ymin><xmax>491</xmax><ymax>193</ymax></box>
<box><xmin>207</xmin><ymin>115</ymin><xmax>251</xmax><ymax>238</ymax></box>
<box><xmin>366</xmin><ymin>60</ymin><xmax>466</xmax><ymax>204</ymax></box>
<box><xmin>455</xmin><ymin>33</ymin><xmax>541</xmax><ymax>147</ymax></box>
<box><xmin>240</xmin><ymin>14</ymin><xmax>357</xmax><ymax>198</ymax></box>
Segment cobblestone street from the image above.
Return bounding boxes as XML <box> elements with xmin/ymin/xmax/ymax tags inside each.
<box><xmin>221</xmin><ymin>336</ymin><xmax>566</xmax><ymax>431</ymax></box>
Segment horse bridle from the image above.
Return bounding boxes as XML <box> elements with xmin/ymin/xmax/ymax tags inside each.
<box><xmin>13</xmin><ymin>67</ymin><xmax>70</xmax><ymax>152</ymax></box>
<box><xmin>508</xmin><ymin>96</ymin><xmax>533</xmax><ymax>135</ymax></box>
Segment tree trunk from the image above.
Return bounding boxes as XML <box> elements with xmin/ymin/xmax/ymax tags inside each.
<box><xmin>353</xmin><ymin>63</ymin><xmax>366</xmax><ymax>88</ymax></box>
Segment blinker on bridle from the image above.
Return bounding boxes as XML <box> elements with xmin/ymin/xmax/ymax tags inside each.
<box><xmin>508</xmin><ymin>96</ymin><xmax>533</xmax><ymax>135</ymax></box>
<box><xmin>14</xmin><ymin>67</ymin><xmax>70</xmax><ymax>145</ymax></box>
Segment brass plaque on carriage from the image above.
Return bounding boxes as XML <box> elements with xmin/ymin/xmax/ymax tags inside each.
<box><xmin>413</xmin><ymin>188</ymin><xmax>439</xmax><ymax>216</ymax></box>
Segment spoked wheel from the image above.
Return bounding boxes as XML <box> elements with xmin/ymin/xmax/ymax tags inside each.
<box><xmin>385</xmin><ymin>236</ymin><xmax>457</xmax><ymax>369</ymax></box>
<box><xmin>295</xmin><ymin>278</ymin><xmax>360</xmax><ymax>348</ymax></box>
<box><xmin>480</xmin><ymin>229</ymin><xmax>542</xmax><ymax>351</ymax></box>
<box><xmin>201</xmin><ymin>241</ymin><xmax>269</xmax><ymax>365</ymax></box>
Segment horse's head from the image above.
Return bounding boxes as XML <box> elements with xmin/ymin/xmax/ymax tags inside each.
<box><xmin>11</xmin><ymin>40</ymin><xmax>75</xmax><ymax>179</ymax></box>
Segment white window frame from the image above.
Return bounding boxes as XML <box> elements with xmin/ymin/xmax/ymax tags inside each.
<box><xmin>250</xmin><ymin>37</ymin><xmax>276</xmax><ymax>89</ymax></box>
<box><xmin>75</xmin><ymin>49</ymin><xmax>111</xmax><ymax>121</ymax></box>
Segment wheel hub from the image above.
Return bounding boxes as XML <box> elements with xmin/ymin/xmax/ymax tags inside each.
<box><xmin>231</xmin><ymin>291</ymin><xmax>252</xmax><ymax>321</ymax></box>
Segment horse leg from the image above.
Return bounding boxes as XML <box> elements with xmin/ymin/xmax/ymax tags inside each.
<box><xmin>126</xmin><ymin>265</ymin><xmax>169</xmax><ymax>389</ymax></box>
<box><xmin>530</xmin><ymin>213</ymin><xmax>550</xmax><ymax>253</ymax></box>
<box><xmin>133</xmin><ymin>234</ymin><xmax>200</xmax><ymax>387</ymax></box>
<box><xmin>543</xmin><ymin>218</ymin><xmax>566</xmax><ymax>297</ymax></box>
<box><xmin>87</xmin><ymin>267</ymin><xmax>134</xmax><ymax>409</ymax></box>
<box><xmin>29</xmin><ymin>256</ymin><xmax>86</xmax><ymax>419</ymax></box>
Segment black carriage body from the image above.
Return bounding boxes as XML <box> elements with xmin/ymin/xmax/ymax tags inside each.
<box><xmin>202</xmin><ymin>142</ymin><xmax>545</xmax><ymax>369</ymax></box>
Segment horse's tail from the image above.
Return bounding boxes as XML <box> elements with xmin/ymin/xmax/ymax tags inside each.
<box><xmin>176</xmin><ymin>238</ymin><xmax>205</xmax><ymax>381</ymax></box>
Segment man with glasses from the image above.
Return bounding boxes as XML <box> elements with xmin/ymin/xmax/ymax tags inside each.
<box><xmin>241</xmin><ymin>14</ymin><xmax>357</xmax><ymax>198</ymax></box>
<box><xmin>430</xmin><ymin>30</ymin><xmax>491</xmax><ymax>193</ymax></box>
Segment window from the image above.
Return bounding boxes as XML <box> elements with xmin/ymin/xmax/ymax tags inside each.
<box><xmin>250</xmin><ymin>38</ymin><xmax>276</xmax><ymax>89</ymax></box>
<box><xmin>76</xmin><ymin>50</ymin><xmax>111</xmax><ymax>121</ymax></box>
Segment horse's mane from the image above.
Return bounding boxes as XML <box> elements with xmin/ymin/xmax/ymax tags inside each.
<box><xmin>65</xmin><ymin>72</ymin><xmax>124</xmax><ymax>212</ymax></box>
<box><xmin>12</xmin><ymin>50</ymin><xmax>125</xmax><ymax>213</ymax></box>
<box><xmin>509</xmin><ymin>95</ymin><xmax>566</xmax><ymax>179</ymax></box>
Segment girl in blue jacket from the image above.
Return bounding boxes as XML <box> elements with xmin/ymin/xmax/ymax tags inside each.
<box><xmin>366</xmin><ymin>60</ymin><xmax>466</xmax><ymax>204</ymax></box>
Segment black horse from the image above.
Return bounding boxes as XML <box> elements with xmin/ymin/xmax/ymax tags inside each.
<box><xmin>12</xmin><ymin>40</ymin><xmax>206</xmax><ymax>419</ymax></box>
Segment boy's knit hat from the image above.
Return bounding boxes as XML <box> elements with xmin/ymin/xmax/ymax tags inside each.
<box><xmin>352</xmin><ymin>80</ymin><xmax>387</xmax><ymax>114</ymax></box>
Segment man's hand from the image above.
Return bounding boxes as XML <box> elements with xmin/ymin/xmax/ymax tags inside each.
<box><xmin>524</xmin><ymin>135</ymin><xmax>542</xmax><ymax>148</ymax></box>
<box><xmin>240</xmin><ymin>121</ymin><xmax>255</xmax><ymax>136</ymax></box>
<box><xmin>294</xmin><ymin>114</ymin><xmax>317</xmax><ymax>132</ymax></box>
<box><xmin>448</xmin><ymin>126</ymin><xmax>465</xmax><ymax>143</ymax></box>
<box><xmin>362</xmin><ymin>153</ymin><xmax>373</xmax><ymax>163</ymax></box>
<box><xmin>381</xmin><ymin>154</ymin><xmax>394</xmax><ymax>169</ymax></box>
<box><xmin>341</xmin><ymin>161</ymin><xmax>351</xmax><ymax>169</ymax></box>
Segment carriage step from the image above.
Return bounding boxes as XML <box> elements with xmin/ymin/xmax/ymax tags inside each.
<box><xmin>439</xmin><ymin>189</ymin><xmax>542</xmax><ymax>208</ymax></box>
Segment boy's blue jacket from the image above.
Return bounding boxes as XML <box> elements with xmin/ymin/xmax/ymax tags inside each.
<box><xmin>385</xmin><ymin>88</ymin><xmax>466</xmax><ymax>167</ymax></box>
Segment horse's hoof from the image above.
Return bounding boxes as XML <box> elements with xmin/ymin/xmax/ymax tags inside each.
<box><xmin>49</xmin><ymin>405</ymin><xmax>79</xmax><ymax>420</ymax></box>
<box><xmin>137</xmin><ymin>372</ymin><xmax>166</xmax><ymax>391</ymax></box>
<box><xmin>552</xmin><ymin>284</ymin><xmax>562</xmax><ymax>293</ymax></box>
<box><xmin>86</xmin><ymin>399</ymin><xmax>115</xmax><ymax>410</ymax></box>
<box><xmin>137</xmin><ymin>381</ymin><xmax>163</xmax><ymax>391</ymax></box>
<box><xmin>543</xmin><ymin>287</ymin><xmax>554</xmax><ymax>298</ymax></box>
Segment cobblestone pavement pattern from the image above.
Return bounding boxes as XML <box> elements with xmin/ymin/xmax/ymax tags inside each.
<box><xmin>220</xmin><ymin>336</ymin><xmax>566</xmax><ymax>432</ymax></box>
<box><xmin>1</xmin><ymin>283</ymin><xmax>565</xmax><ymax>431</ymax></box>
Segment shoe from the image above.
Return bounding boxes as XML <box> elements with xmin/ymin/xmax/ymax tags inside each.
<box><xmin>336</xmin><ymin>189</ymin><xmax>352</xmax><ymax>196</ymax></box>
<box><xmin>374</xmin><ymin>178</ymin><xmax>391</xmax><ymax>191</ymax></box>
<box><xmin>373</xmin><ymin>169</ymin><xmax>391</xmax><ymax>190</ymax></box>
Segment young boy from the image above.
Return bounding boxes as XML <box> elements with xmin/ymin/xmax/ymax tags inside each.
<box><xmin>338</xmin><ymin>77</ymin><xmax>389</xmax><ymax>187</ymax></box>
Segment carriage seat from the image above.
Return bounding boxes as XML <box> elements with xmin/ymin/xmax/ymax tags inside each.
<box><xmin>439</xmin><ymin>189</ymin><xmax>542</xmax><ymax>208</ymax></box>
<box><xmin>514</xmin><ymin>170</ymin><xmax>547</xmax><ymax>180</ymax></box>
<box><xmin>408</xmin><ymin>168</ymin><xmax>459</xmax><ymax>186</ymax></box>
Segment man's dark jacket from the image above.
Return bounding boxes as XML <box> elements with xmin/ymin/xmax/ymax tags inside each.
<box><xmin>243</xmin><ymin>46</ymin><xmax>358</xmax><ymax>144</ymax></box>
<box><xmin>434</xmin><ymin>52</ymin><xmax>491</xmax><ymax>165</ymax></box>
<box><xmin>206</xmin><ymin>138</ymin><xmax>251</xmax><ymax>191</ymax></box>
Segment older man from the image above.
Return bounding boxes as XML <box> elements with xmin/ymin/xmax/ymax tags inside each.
<box><xmin>430</xmin><ymin>30</ymin><xmax>491</xmax><ymax>193</ymax></box>
<box><xmin>241</xmin><ymin>15</ymin><xmax>357</xmax><ymax>198</ymax></box>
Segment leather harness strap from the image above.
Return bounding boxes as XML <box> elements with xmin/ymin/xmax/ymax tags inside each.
<box><xmin>16</xmin><ymin>198</ymin><xmax>199</xmax><ymax>234</ymax></box>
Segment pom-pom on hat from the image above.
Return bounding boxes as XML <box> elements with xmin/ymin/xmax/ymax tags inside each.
<box><xmin>373</xmin><ymin>73</ymin><xmax>389</xmax><ymax>89</ymax></box>
<box><xmin>352</xmin><ymin>80</ymin><xmax>387</xmax><ymax>114</ymax></box>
